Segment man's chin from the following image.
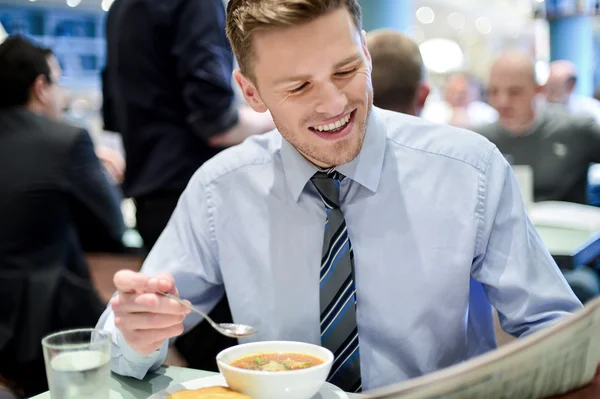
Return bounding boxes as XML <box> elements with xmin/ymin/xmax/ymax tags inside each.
<box><xmin>302</xmin><ymin>136</ymin><xmax>362</xmax><ymax>168</ymax></box>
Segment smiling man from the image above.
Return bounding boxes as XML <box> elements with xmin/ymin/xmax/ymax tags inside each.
<box><xmin>98</xmin><ymin>0</ymin><xmax>597</xmax><ymax>396</ymax></box>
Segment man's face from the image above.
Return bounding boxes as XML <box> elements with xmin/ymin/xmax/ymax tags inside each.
<box><xmin>487</xmin><ymin>65</ymin><xmax>538</xmax><ymax>132</ymax></box>
<box><xmin>544</xmin><ymin>75</ymin><xmax>571</xmax><ymax>105</ymax></box>
<box><xmin>38</xmin><ymin>55</ymin><xmax>65</xmax><ymax>121</ymax></box>
<box><xmin>444</xmin><ymin>76</ymin><xmax>470</xmax><ymax>108</ymax></box>
<box><xmin>236</xmin><ymin>7</ymin><xmax>373</xmax><ymax>168</ymax></box>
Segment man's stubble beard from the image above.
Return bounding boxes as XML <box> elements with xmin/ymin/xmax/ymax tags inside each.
<box><xmin>273</xmin><ymin>100</ymin><xmax>373</xmax><ymax>168</ymax></box>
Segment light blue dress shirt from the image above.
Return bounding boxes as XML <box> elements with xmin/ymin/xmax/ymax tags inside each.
<box><xmin>98</xmin><ymin>107</ymin><xmax>581</xmax><ymax>391</ymax></box>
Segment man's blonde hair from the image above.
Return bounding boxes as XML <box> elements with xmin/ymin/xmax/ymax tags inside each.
<box><xmin>226</xmin><ymin>0</ymin><xmax>362</xmax><ymax>80</ymax></box>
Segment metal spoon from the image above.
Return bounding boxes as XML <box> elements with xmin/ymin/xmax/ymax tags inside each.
<box><xmin>156</xmin><ymin>290</ymin><xmax>257</xmax><ymax>338</ymax></box>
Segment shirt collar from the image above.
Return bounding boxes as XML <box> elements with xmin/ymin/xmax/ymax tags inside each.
<box><xmin>281</xmin><ymin>107</ymin><xmax>387</xmax><ymax>202</ymax></box>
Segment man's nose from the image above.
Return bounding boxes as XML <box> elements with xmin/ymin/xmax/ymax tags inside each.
<box><xmin>495</xmin><ymin>92</ymin><xmax>511</xmax><ymax>109</ymax></box>
<box><xmin>314</xmin><ymin>81</ymin><xmax>347</xmax><ymax>117</ymax></box>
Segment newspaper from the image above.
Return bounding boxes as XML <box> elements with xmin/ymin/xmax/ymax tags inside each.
<box><xmin>364</xmin><ymin>295</ymin><xmax>600</xmax><ymax>399</ymax></box>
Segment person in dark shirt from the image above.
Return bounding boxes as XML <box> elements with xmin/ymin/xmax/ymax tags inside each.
<box><xmin>473</xmin><ymin>51</ymin><xmax>600</xmax><ymax>205</ymax></box>
<box><xmin>0</xmin><ymin>36</ymin><xmax>125</xmax><ymax>397</ymax></box>
<box><xmin>103</xmin><ymin>0</ymin><xmax>273</xmax><ymax>249</ymax></box>
<box><xmin>102</xmin><ymin>0</ymin><xmax>273</xmax><ymax>371</ymax></box>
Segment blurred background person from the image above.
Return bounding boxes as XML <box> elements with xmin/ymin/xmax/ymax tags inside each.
<box><xmin>545</xmin><ymin>60</ymin><xmax>600</xmax><ymax>123</ymax></box>
<box><xmin>102</xmin><ymin>0</ymin><xmax>274</xmax><ymax>372</ymax></box>
<box><xmin>474</xmin><ymin>51</ymin><xmax>600</xmax><ymax>205</ymax></box>
<box><xmin>421</xmin><ymin>72</ymin><xmax>498</xmax><ymax>128</ymax></box>
<box><xmin>0</xmin><ymin>35</ymin><xmax>125</xmax><ymax>397</ymax></box>
<box><xmin>366</xmin><ymin>28</ymin><xmax>430</xmax><ymax>116</ymax></box>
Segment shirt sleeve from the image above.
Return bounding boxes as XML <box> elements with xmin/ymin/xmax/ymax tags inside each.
<box><xmin>168</xmin><ymin>0</ymin><xmax>239</xmax><ymax>141</ymax></box>
<box><xmin>471</xmin><ymin>146</ymin><xmax>582</xmax><ymax>338</ymax></box>
<box><xmin>97</xmin><ymin>171</ymin><xmax>225</xmax><ymax>378</ymax></box>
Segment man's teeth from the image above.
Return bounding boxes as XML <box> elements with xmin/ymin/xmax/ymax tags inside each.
<box><xmin>313</xmin><ymin>113</ymin><xmax>351</xmax><ymax>132</ymax></box>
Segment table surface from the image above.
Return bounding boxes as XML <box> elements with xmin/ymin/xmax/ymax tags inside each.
<box><xmin>32</xmin><ymin>365</ymin><xmax>359</xmax><ymax>398</ymax></box>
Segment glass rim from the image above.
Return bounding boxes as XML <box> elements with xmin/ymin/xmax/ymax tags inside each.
<box><xmin>41</xmin><ymin>328</ymin><xmax>111</xmax><ymax>350</ymax></box>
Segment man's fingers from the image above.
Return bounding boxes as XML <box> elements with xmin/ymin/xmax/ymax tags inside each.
<box><xmin>113</xmin><ymin>271</ymin><xmax>179</xmax><ymax>295</ymax></box>
<box><xmin>114</xmin><ymin>312</ymin><xmax>186</xmax><ymax>331</ymax></box>
<box><xmin>112</xmin><ymin>292</ymin><xmax>191</xmax><ymax>315</ymax></box>
<box><xmin>103</xmin><ymin>161</ymin><xmax>123</xmax><ymax>183</ymax></box>
<box><xmin>147</xmin><ymin>272</ymin><xmax>178</xmax><ymax>295</ymax></box>
<box><xmin>113</xmin><ymin>270</ymin><xmax>150</xmax><ymax>293</ymax></box>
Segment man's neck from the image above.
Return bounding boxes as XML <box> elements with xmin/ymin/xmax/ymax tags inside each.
<box><xmin>504</xmin><ymin>110</ymin><xmax>537</xmax><ymax>137</ymax></box>
<box><xmin>26</xmin><ymin>102</ymin><xmax>45</xmax><ymax>117</ymax></box>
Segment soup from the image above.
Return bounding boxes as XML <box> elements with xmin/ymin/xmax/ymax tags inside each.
<box><xmin>231</xmin><ymin>352</ymin><xmax>323</xmax><ymax>371</ymax></box>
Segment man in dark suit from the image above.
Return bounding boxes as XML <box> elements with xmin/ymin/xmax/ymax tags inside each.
<box><xmin>0</xmin><ymin>36</ymin><xmax>125</xmax><ymax>397</ymax></box>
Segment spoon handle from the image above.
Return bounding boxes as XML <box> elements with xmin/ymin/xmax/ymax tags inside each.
<box><xmin>155</xmin><ymin>290</ymin><xmax>219</xmax><ymax>329</ymax></box>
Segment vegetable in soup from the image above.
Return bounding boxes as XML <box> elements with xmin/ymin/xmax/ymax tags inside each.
<box><xmin>230</xmin><ymin>353</ymin><xmax>323</xmax><ymax>371</ymax></box>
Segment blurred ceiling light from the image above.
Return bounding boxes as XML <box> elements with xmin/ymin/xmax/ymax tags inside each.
<box><xmin>404</xmin><ymin>25</ymin><xmax>425</xmax><ymax>43</ymax></box>
<box><xmin>419</xmin><ymin>38</ymin><xmax>464</xmax><ymax>73</ymax></box>
<box><xmin>102</xmin><ymin>0</ymin><xmax>114</xmax><ymax>11</ymax></box>
<box><xmin>416</xmin><ymin>7</ymin><xmax>435</xmax><ymax>24</ymax></box>
<box><xmin>447</xmin><ymin>12</ymin><xmax>465</xmax><ymax>30</ymax></box>
<box><xmin>475</xmin><ymin>17</ymin><xmax>492</xmax><ymax>34</ymax></box>
<box><xmin>536</xmin><ymin>0</ymin><xmax>545</xmax><ymax>2</ymax></box>
<box><xmin>66</xmin><ymin>0</ymin><xmax>81</xmax><ymax>7</ymax></box>
<box><xmin>29</xmin><ymin>0</ymin><xmax>37</xmax><ymax>2</ymax></box>
<box><xmin>535</xmin><ymin>60</ymin><xmax>550</xmax><ymax>85</ymax></box>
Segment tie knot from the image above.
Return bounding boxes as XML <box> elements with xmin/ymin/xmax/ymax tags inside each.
<box><xmin>311</xmin><ymin>170</ymin><xmax>343</xmax><ymax>209</ymax></box>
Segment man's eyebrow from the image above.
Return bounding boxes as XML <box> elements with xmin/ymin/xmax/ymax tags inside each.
<box><xmin>273</xmin><ymin>53</ymin><xmax>362</xmax><ymax>85</ymax></box>
<box><xmin>333</xmin><ymin>53</ymin><xmax>362</xmax><ymax>69</ymax></box>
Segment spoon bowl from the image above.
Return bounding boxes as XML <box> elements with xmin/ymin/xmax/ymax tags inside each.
<box><xmin>156</xmin><ymin>291</ymin><xmax>257</xmax><ymax>338</ymax></box>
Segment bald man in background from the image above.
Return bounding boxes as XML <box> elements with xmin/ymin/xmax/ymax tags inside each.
<box><xmin>473</xmin><ymin>51</ymin><xmax>600</xmax><ymax>205</ymax></box>
<box><xmin>545</xmin><ymin>60</ymin><xmax>600</xmax><ymax>123</ymax></box>
<box><xmin>366</xmin><ymin>29</ymin><xmax>429</xmax><ymax>117</ymax></box>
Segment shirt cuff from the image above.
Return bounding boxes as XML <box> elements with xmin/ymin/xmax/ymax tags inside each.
<box><xmin>188</xmin><ymin>104</ymin><xmax>239</xmax><ymax>141</ymax></box>
<box><xmin>98</xmin><ymin>307</ymin><xmax>167</xmax><ymax>379</ymax></box>
<box><xmin>117</xmin><ymin>330</ymin><xmax>164</xmax><ymax>367</ymax></box>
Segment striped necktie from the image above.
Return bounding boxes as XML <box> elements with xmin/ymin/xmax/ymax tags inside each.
<box><xmin>311</xmin><ymin>170</ymin><xmax>362</xmax><ymax>393</ymax></box>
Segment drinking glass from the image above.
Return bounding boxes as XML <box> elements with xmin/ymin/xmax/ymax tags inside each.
<box><xmin>42</xmin><ymin>328</ymin><xmax>112</xmax><ymax>399</ymax></box>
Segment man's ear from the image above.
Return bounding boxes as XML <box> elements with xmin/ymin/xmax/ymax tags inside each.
<box><xmin>361</xmin><ymin>30</ymin><xmax>372</xmax><ymax>70</ymax></box>
<box><xmin>534</xmin><ymin>83</ymin><xmax>544</xmax><ymax>96</ymax></box>
<box><xmin>233</xmin><ymin>70</ymin><xmax>268</xmax><ymax>113</ymax></box>
<box><xmin>417</xmin><ymin>81</ymin><xmax>431</xmax><ymax>109</ymax></box>
<box><xmin>30</xmin><ymin>75</ymin><xmax>48</xmax><ymax>104</ymax></box>
<box><xmin>566</xmin><ymin>78</ymin><xmax>577</xmax><ymax>93</ymax></box>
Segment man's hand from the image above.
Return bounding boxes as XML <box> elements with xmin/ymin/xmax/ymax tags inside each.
<box><xmin>111</xmin><ymin>270</ymin><xmax>190</xmax><ymax>356</ymax></box>
<box><xmin>208</xmin><ymin>106</ymin><xmax>275</xmax><ymax>148</ymax></box>
<box><xmin>548</xmin><ymin>365</ymin><xmax>600</xmax><ymax>399</ymax></box>
<box><xmin>96</xmin><ymin>146</ymin><xmax>125</xmax><ymax>184</ymax></box>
